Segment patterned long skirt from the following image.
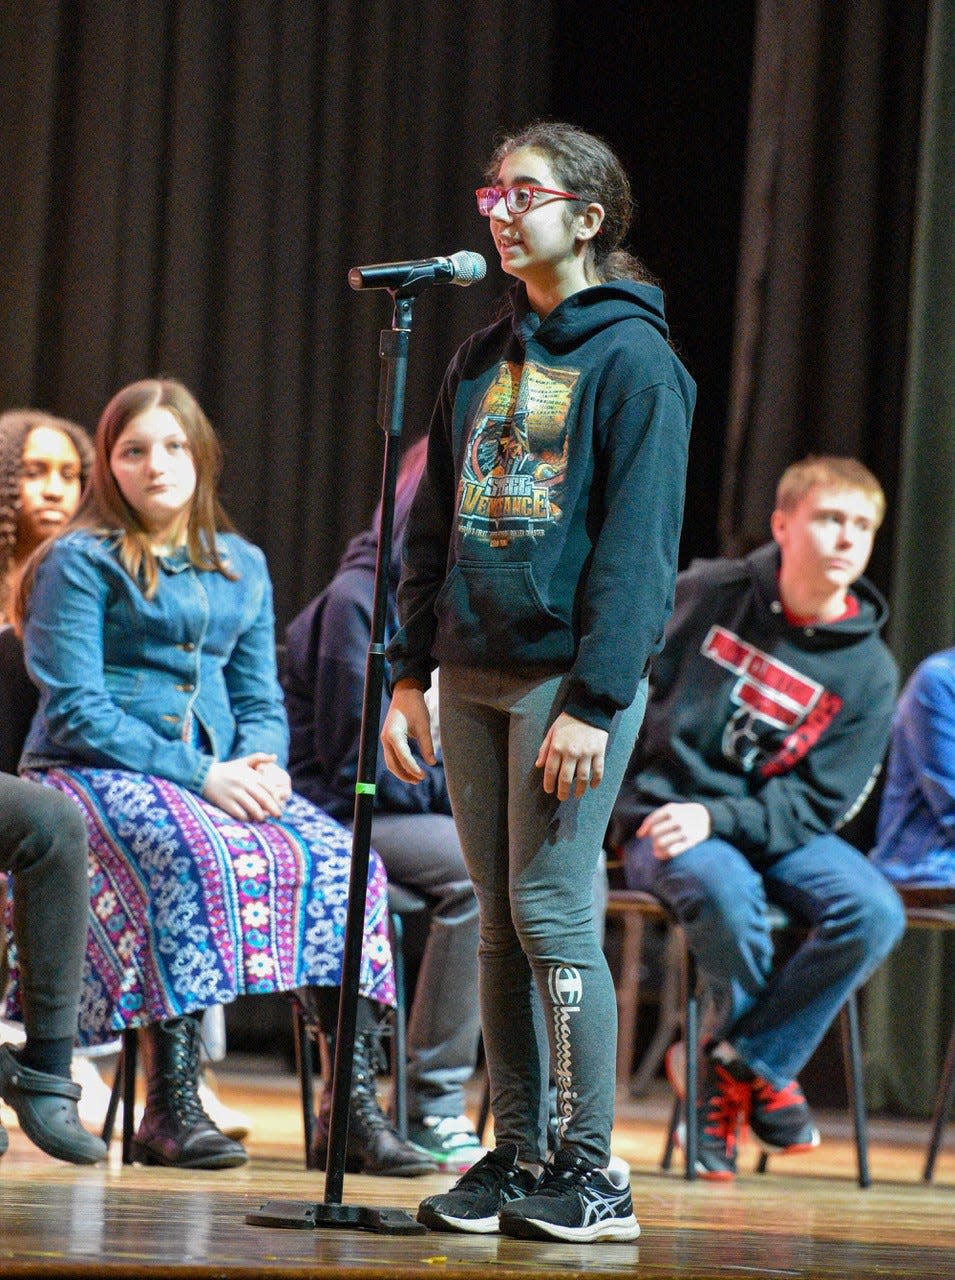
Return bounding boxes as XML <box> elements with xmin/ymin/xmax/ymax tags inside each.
<box><xmin>4</xmin><ymin>767</ymin><xmax>395</xmax><ymax>1046</ymax></box>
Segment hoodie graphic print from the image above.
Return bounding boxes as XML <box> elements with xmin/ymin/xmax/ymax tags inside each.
<box><xmin>702</xmin><ymin>624</ymin><xmax>844</xmax><ymax>779</ymax></box>
<box><xmin>457</xmin><ymin>359</ymin><xmax>576</xmax><ymax>547</ymax></box>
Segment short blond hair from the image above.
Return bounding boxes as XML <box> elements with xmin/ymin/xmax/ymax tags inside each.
<box><xmin>775</xmin><ymin>456</ymin><xmax>886</xmax><ymax>528</ymax></box>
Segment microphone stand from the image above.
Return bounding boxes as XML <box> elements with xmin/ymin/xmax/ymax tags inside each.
<box><xmin>247</xmin><ymin>287</ymin><xmax>425</xmax><ymax>1234</ymax></box>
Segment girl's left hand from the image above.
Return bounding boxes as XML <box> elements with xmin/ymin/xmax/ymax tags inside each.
<box><xmin>536</xmin><ymin>712</ymin><xmax>609</xmax><ymax>802</ymax></box>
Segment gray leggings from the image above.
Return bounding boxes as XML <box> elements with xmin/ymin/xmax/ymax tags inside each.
<box><xmin>438</xmin><ymin>664</ymin><xmax>647</xmax><ymax>1167</ymax></box>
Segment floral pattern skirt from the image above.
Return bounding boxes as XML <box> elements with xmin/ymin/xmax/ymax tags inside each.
<box><xmin>5</xmin><ymin>767</ymin><xmax>394</xmax><ymax>1046</ymax></box>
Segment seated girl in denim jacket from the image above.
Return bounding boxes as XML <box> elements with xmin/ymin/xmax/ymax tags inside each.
<box><xmin>10</xmin><ymin>377</ymin><xmax>431</xmax><ymax>1174</ymax></box>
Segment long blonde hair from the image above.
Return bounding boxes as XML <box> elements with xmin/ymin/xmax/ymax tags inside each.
<box><xmin>16</xmin><ymin>379</ymin><xmax>236</xmax><ymax>626</ymax></box>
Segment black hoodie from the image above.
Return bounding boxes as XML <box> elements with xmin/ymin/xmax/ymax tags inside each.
<box><xmin>387</xmin><ymin>280</ymin><xmax>696</xmax><ymax>731</ymax></box>
<box><xmin>283</xmin><ymin>529</ymin><xmax>451</xmax><ymax>821</ymax></box>
<box><xmin>611</xmin><ymin>542</ymin><xmax>898</xmax><ymax>858</ymax></box>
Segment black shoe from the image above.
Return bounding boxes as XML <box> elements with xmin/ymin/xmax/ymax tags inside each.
<box><xmin>499</xmin><ymin>1149</ymin><xmax>639</xmax><ymax>1243</ymax></box>
<box><xmin>666</xmin><ymin>1041</ymin><xmax>750</xmax><ymax>1181</ymax></box>
<box><xmin>131</xmin><ymin>1019</ymin><xmax>248</xmax><ymax>1169</ymax></box>
<box><xmin>749</xmin><ymin>1074</ymin><xmax>820</xmax><ymax>1153</ymax></box>
<box><xmin>0</xmin><ymin>1045</ymin><xmax>107</xmax><ymax>1164</ymax></box>
<box><xmin>310</xmin><ymin>1030</ymin><xmax>436</xmax><ymax>1177</ymax></box>
<box><xmin>417</xmin><ymin>1142</ymin><xmax>539</xmax><ymax>1234</ymax></box>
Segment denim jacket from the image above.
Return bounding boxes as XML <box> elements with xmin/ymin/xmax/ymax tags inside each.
<box><xmin>21</xmin><ymin>529</ymin><xmax>289</xmax><ymax>792</ymax></box>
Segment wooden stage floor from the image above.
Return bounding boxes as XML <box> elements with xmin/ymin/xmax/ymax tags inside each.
<box><xmin>1</xmin><ymin>1062</ymin><xmax>953</xmax><ymax>1279</ymax></box>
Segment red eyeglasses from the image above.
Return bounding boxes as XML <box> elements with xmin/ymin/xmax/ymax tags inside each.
<box><xmin>475</xmin><ymin>185</ymin><xmax>583</xmax><ymax>217</ymax></box>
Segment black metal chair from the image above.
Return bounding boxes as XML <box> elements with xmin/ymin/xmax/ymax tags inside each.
<box><xmin>607</xmin><ymin>888</ymin><xmax>871</xmax><ymax>1185</ymax></box>
<box><xmin>292</xmin><ymin>880</ymin><xmax>428</xmax><ymax>1169</ymax></box>
<box><xmin>893</xmin><ymin>885</ymin><xmax>955</xmax><ymax>1182</ymax></box>
<box><xmin>104</xmin><ymin>882</ymin><xmax>429</xmax><ymax>1168</ymax></box>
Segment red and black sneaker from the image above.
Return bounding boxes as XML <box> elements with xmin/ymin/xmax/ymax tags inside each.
<box><xmin>749</xmin><ymin>1075</ymin><xmax>820</xmax><ymax>1154</ymax></box>
<box><xmin>665</xmin><ymin>1041</ymin><xmax>751</xmax><ymax>1181</ymax></box>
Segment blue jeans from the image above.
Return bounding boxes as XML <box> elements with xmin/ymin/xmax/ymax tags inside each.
<box><xmin>623</xmin><ymin>832</ymin><xmax>905</xmax><ymax>1087</ymax></box>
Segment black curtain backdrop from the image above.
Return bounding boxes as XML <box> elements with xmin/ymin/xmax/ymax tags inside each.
<box><xmin>0</xmin><ymin>0</ymin><xmax>758</xmax><ymax>627</ymax></box>
<box><xmin>719</xmin><ymin>0</ymin><xmax>928</xmax><ymax>599</ymax></box>
<box><xmin>551</xmin><ymin>0</ymin><xmax>756</xmax><ymax>571</ymax></box>
<box><xmin>0</xmin><ymin>0</ymin><xmax>555</xmax><ymax>625</ymax></box>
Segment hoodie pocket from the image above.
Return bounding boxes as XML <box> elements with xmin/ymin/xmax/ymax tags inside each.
<box><xmin>434</xmin><ymin>560</ymin><xmax>575</xmax><ymax>665</ymax></box>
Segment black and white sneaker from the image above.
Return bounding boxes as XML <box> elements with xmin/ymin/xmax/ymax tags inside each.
<box><xmin>416</xmin><ymin>1141</ymin><xmax>538</xmax><ymax>1234</ymax></box>
<box><xmin>498</xmin><ymin>1149</ymin><xmax>640</xmax><ymax>1243</ymax></box>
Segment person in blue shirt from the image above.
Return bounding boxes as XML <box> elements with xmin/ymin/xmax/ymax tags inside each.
<box><xmin>13</xmin><ymin>377</ymin><xmax>431</xmax><ymax>1174</ymax></box>
<box><xmin>871</xmin><ymin>647</ymin><xmax>955</xmax><ymax>885</ymax></box>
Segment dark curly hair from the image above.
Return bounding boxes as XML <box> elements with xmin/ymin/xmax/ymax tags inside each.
<box><xmin>0</xmin><ymin>409</ymin><xmax>92</xmax><ymax>620</ymax></box>
<box><xmin>485</xmin><ymin>121</ymin><xmax>658</xmax><ymax>285</ymax></box>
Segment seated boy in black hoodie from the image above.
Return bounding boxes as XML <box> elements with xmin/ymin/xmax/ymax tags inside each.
<box><xmin>611</xmin><ymin>456</ymin><xmax>905</xmax><ymax>1180</ymax></box>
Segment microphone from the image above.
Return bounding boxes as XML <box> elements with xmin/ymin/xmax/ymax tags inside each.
<box><xmin>348</xmin><ymin>250</ymin><xmax>487</xmax><ymax>292</ymax></box>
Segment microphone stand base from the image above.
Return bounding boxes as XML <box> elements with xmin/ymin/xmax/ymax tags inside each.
<box><xmin>245</xmin><ymin>1199</ymin><xmax>427</xmax><ymax>1235</ymax></box>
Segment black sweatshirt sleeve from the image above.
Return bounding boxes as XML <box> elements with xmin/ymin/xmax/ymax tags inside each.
<box><xmin>388</xmin><ymin>361</ymin><xmax>460</xmax><ymax>688</ymax></box>
<box><xmin>563</xmin><ymin>382</ymin><xmax>692</xmax><ymax>730</ymax></box>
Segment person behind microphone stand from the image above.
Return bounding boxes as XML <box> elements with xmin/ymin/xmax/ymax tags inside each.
<box><xmin>283</xmin><ymin>438</ymin><xmax>484</xmax><ymax>1173</ymax></box>
<box><xmin>382</xmin><ymin>121</ymin><xmax>695</xmax><ymax>1242</ymax></box>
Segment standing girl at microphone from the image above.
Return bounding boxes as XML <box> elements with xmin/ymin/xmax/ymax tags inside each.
<box><xmin>382</xmin><ymin>121</ymin><xmax>695</xmax><ymax>1242</ymax></box>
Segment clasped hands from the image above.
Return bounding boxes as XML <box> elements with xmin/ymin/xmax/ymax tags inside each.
<box><xmin>202</xmin><ymin>752</ymin><xmax>292</xmax><ymax>822</ymax></box>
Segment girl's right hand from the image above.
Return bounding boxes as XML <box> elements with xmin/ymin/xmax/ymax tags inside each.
<box><xmin>202</xmin><ymin>753</ymin><xmax>286</xmax><ymax>821</ymax></box>
<box><xmin>381</xmin><ymin>681</ymin><xmax>435</xmax><ymax>783</ymax></box>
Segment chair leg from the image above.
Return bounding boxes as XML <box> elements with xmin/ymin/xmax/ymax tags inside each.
<box><xmin>103</xmin><ymin>1028</ymin><xmax>139</xmax><ymax>1163</ymax></box>
<box><xmin>839</xmin><ymin>991</ymin><xmax>870</xmax><ymax>1188</ymax></box>
<box><xmin>292</xmin><ymin>1002</ymin><xmax>316</xmax><ymax>1170</ymax></box>
<box><xmin>120</xmin><ymin>1027</ymin><xmax>137</xmax><ymax>1165</ymax></box>
<box><xmin>924</xmin><ymin>1013</ymin><xmax>955</xmax><ymax>1182</ymax></box>
<box><xmin>390</xmin><ymin>911</ymin><xmax>409</xmax><ymax>1140</ymax></box>
<box><xmin>615</xmin><ymin>913</ymin><xmax>644</xmax><ymax>1089</ymax></box>
<box><xmin>683</xmin><ymin>952</ymin><xmax>698</xmax><ymax>1181</ymax></box>
<box><xmin>662</xmin><ymin>1091</ymin><xmax>681</xmax><ymax>1170</ymax></box>
<box><xmin>101</xmin><ymin>1047</ymin><xmax>123</xmax><ymax>1149</ymax></box>
<box><xmin>661</xmin><ymin>940</ymin><xmax>698</xmax><ymax>1180</ymax></box>
<box><xmin>630</xmin><ymin>923</ymin><xmax>683</xmax><ymax>1098</ymax></box>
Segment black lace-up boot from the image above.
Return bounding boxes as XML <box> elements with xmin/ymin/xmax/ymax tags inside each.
<box><xmin>131</xmin><ymin>1017</ymin><xmax>248</xmax><ymax>1169</ymax></box>
<box><xmin>303</xmin><ymin>994</ymin><xmax>437</xmax><ymax>1177</ymax></box>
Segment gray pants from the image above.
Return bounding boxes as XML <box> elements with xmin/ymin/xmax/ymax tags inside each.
<box><xmin>1</xmin><ymin>773</ymin><xmax>89</xmax><ymax>1041</ymax></box>
<box><xmin>370</xmin><ymin>812</ymin><xmax>480</xmax><ymax>1119</ymax></box>
<box><xmin>439</xmin><ymin>664</ymin><xmax>648</xmax><ymax>1167</ymax></box>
